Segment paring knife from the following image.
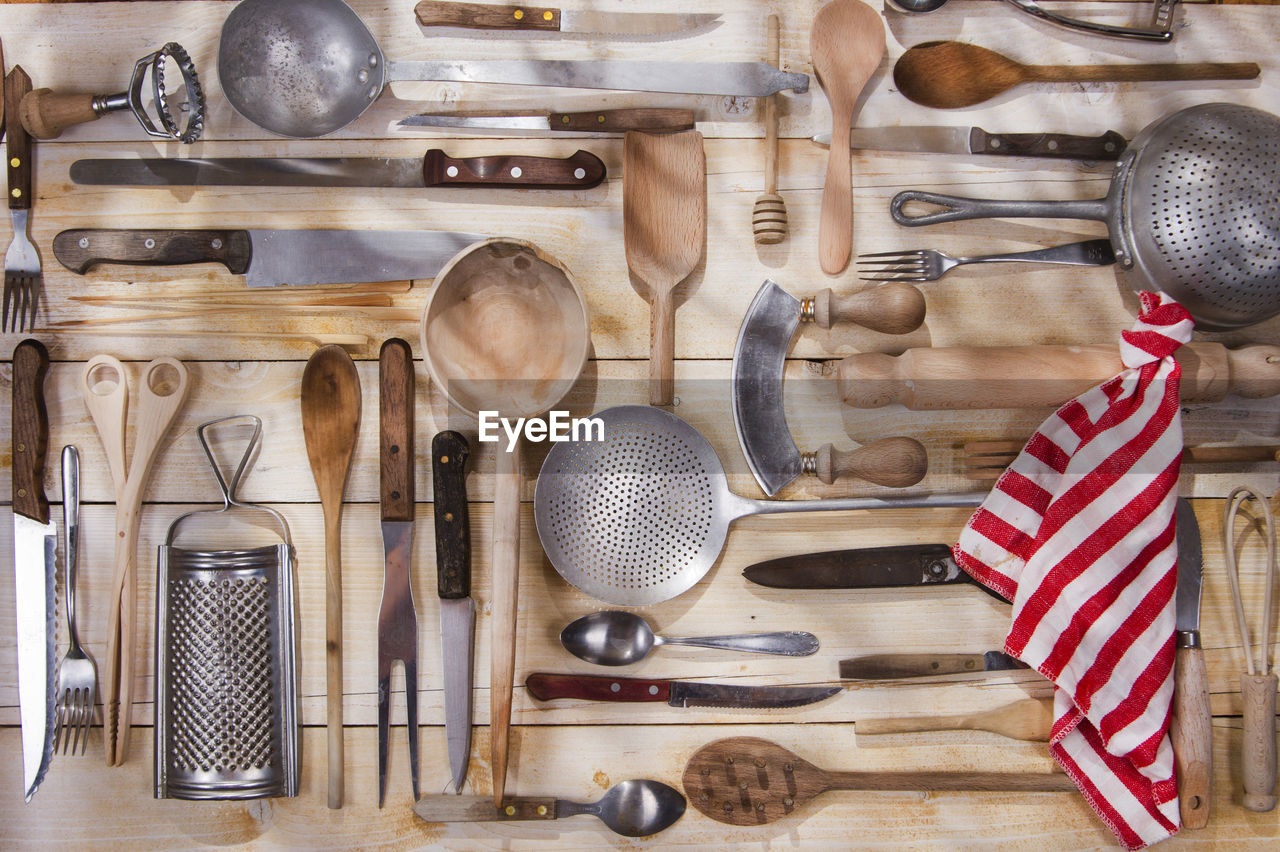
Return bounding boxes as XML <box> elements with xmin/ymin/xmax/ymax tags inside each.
<box><xmin>377</xmin><ymin>339</ymin><xmax>419</xmax><ymax>808</ymax></box>
<box><xmin>399</xmin><ymin>108</ymin><xmax>695</xmax><ymax>133</ymax></box>
<box><xmin>525</xmin><ymin>673</ymin><xmax>841</xmax><ymax>709</ymax></box>
<box><xmin>52</xmin><ymin>229</ymin><xmax>487</xmax><ymax>288</ymax></box>
<box><xmin>67</xmin><ymin>149</ymin><xmax>606</xmax><ymax>189</ymax></box>
<box><xmin>415</xmin><ymin>1</ymin><xmax>721</xmax><ymax>38</ymax></box>
<box><xmin>11</xmin><ymin>338</ymin><xmax>56</xmax><ymax>801</ymax></box>
<box><xmin>840</xmin><ymin>652</ymin><xmax>1028</xmax><ymax>680</ymax></box>
<box><xmin>1171</xmin><ymin>498</ymin><xmax>1211</xmax><ymax>830</ymax></box>
<box><xmin>432</xmin><ymin>431</ymin><xmax>475</xmax><ymax>794</ymax></box>
<box><xmin>811</xmin><ymin>126</ymin><xmax>1127</xmax><ymax>160</ymax></box>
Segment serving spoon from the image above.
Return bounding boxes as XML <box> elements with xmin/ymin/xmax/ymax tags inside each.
<box><xmin>561</xmin><ymin>611</ymin><xmax>819</xmax><ymax>666</ymax></box>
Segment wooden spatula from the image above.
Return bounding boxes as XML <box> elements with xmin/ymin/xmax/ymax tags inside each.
<box><xmin>624</xmin><ymin>130</ymin><xmax>706</xmax><ymax>406</ymax></box>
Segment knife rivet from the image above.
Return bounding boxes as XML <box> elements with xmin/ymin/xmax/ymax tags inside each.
<box><xmin>1048</xmin><ymin>140</ymin><xmax>1060</xmax><ymax>150</ymax></box>
<box><xmin>447</xmin><ymin>166</ymin><xmax>459</xmax><ymax>178</ymax></box>
<box><xmin>16</xmin><ymin>488</ymin><xmax>26</xmax><ymax>498</ymax></box>
<box><xmin>596</xmin><ymin>114</ymin><xmax>606</xmax><ymax>124</ymax></box>
<box><xmin>510</xmin><ymin>166</ymin><xmax>523</xmax><ymax>179</ymax></box>
<box><xmin>505</xmin><ymin>805</ymin><xmax>516</xmax><ymax>815</ymax></box>
<box><xmin>988</xmin><ymin>139</ymin><xmax>1001</xmax><ymax>149</ymax></box>
<box><xmin>537</xmin><ymin>805</ymin><xmax>547</xmax><ymax>815</ymax></box>
<box><xmin>79</xmin><ymin>237</ymin><xmax>89</xmax><ymax>249</ymax></box>
<box><xmin>16</xmin><ymin>443</ymin><xmax>24</xmax><ymax>453</ymax></box>
<box><xmin>543</xmin><ymin>11</ymin><xmax>553</xmax><ymax>20</ymax></box>
<box><xmin>9</xmin><ymin>157</ymin><xmax>19</xmax><ymax>168</ymax></box>
<box><xmin>444</xmin><ymin>512</ymin><xmax>454</xmax><ymax>522</ymax></box>
<box><xmin>611</xmin><ymin>682</ymin><xmax>621</xmax><ymax>692</ymax></box>
<box><xmin>10</xmin><ymin>188</ymin><xmax>19</xmax><ymax>199</ymax></box>
<box><xmin>145</xmin><ymin>238</ymin><xmax>156</xmax><ymax>249</ymax></box>
<box><xmin>648</xmin><ymin>685</ymin><xmax>658</xmax><ymax>695</ymax></box>
<box><xmin>574</xmin><ymin>168</ymin><xmax>586</xmax><ymax>180</ymax></box>
<box><xmin>212</xmin><ymin>238</ymin><xmax>223</xmax><ymax>250</ymax></box>
<box><xmin>784</xmin><ymin>797</ymin><xmax>794</xmax><ymax>807</ymax></box>
<box><xmin>440</xmin><ymin>455</ymin><xmax>450</xmax><ymax>464</ymax></box>
<box><xmin>391</xmin><ymin>444</ymin><xmax>400</xmax><ymax>455</ymax></box>
<box><xmin>964</xmin><ymin>660</ymin><xmax>976</xmax><ymax>669</ymax></box>
<box><xmin>754</xmin><ymin>758</ymin><xmax>765</xmax><ymax>767</ymax></box>
<box><xmin>513</xmin><ymin>9</ymin><xmax>524</xmax><ymax>20</ymax></box>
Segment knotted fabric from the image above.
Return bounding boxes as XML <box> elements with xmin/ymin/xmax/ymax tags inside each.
<box><xmin>954</xmin><ymin>292</ymin><xmax>1194</xmax><ymax>849</ymax></box>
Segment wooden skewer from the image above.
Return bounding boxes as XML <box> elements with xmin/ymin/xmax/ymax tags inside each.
<box><xmin>752</xmin><ymin>13</ymin><xmax>787</xmax><ymax>245</ymax></box>
<box><xmin>962</xmin><ymin>440</ymin><xmax>1280</xmax><ymax>480</ymax></box>
<box><xmin>44</xmin><ymin>327</ymin><xmax>369</xmax><ymax>349</ymax></box>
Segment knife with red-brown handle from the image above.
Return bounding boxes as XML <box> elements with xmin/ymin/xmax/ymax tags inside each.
<box><xmin>526</xmin><ymin>673</ymin><xmax>840</xmax><ymax>709</ymax></box>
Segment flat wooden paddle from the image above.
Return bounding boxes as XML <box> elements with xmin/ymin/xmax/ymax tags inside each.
<box><xmin>810</xmin><ymin>0</ymin><xmax>884</xmax><ymax>275</ymax></box>
<box><xmin>301</xmin><ymin>345</ymin><xmax>362</xmax><ymax>809</ymax></box>
<box><xmin>683</xmin><ymin>736</ymin><xmax>1076</xmax><ymax>826</ymax></box>
<box><xmin>623</xmin><ymin>129</ymin><xmax>706</xmax><ymax>406</ymax></box>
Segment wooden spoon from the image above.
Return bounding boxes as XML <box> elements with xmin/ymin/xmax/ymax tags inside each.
<box><xmin>683</xmin><ymin>737</ymin><xmax>1075</xmax><ymax>826</ymax></box>
<box><xmin>301</xmin><ymin>345</ymin><xmax>362</xmax><ymax>809</ymax></box>
<box><xmin>811</xmin><ymin>0</ymin><xmax>885</xmax><ymax>275</ymax></box>
<box><xmin>623</xmin><ymin>129</ymin><xmax>706</xmax><ymax>406</ymax></box>
<box><xmin>855</xmin><ymin>697</ymin><xmax>1053</xmax><ymax>741</ymax></box>
<box><xmin>894</xmin><ymin>41</ymin><xmax>1260</xmax><ymax>109</ymax></box>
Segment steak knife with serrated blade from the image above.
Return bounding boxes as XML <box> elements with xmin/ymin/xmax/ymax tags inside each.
<box><xmin>525</xmin><ymin>673</ymin><xmax>840</xmax><ymax>709</ymax></box>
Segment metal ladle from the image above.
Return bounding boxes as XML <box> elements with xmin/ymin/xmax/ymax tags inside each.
<box><xmin>889</xmin><ymin>0</ymin><xmax>1177</xmax><ymax>41</ymax></box>
<box><xmin>561</xmin><ymin>611</ymin><xmax>819</xmax><ymax>666</ymax></box>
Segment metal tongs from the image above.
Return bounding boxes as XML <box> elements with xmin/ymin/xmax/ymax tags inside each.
<box><xmin>892</xmin><ymin>0</ymin><xmax>1178</xmax><ymax>42</ymax></box>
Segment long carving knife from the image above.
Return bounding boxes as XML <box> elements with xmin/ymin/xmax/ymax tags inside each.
<box><xmin>525</xmin><ymin>673</ymin><xmax>841</xmax><ymax>709</ymax></box>
<box><xmin>433</xmin><ymin>431</ymin><xmax>474</xmax><ymax>793</ymax></box>
<box><xmin>415</xmin><ymin>2</ymin><xmax>722</xmax><ymax>38</ymax></box>
<box><xmin>1171</xmin><ymin>497</ymin><xmax>1211</xmax><ymax>830</ymax></box>
<box><xmin>812</xmin><ymin>126</ymin><xmax>1127</xmax><ymax>160</ymax></box>
<box><xmin>68</xmin><ymin>149</ymin><xmax>606</xmax><ymax>189</ymax></box>
<box><xmin>11</xmin><ymin>338</ymin><xmax>56</xmax><ymax>801</ymax></box>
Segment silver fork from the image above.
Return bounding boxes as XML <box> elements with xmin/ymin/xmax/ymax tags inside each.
<box><xmin>4</xmin><ymin>65</ymin><xmax>43</xmax><ymax>332</ymax></box>
<box><xmin>857</xmin><ymin>239</ymin><xmax>1114</xmax><ymax>282</ymax></box>
<box><xmin>53</xmin><ymin>446</ymin><xmax>97</xmax><ymax>755</ymax></box>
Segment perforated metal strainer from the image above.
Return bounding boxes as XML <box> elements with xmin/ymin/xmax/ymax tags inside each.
<box><xmin>890</xmin><ymin>103</ymin><xmax>1280</xmax><ymax>330</ymax></box>
<box><xmin>533</xmin><ymin>405</ymin><xmax>984</xmax><ymax>605</ymax></box>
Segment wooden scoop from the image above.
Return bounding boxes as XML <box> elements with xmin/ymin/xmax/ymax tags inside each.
<box><xmin>301</xmin><ymin>345</ymin><xmax>362</xmax><ymax>809</ymax></box>
<box><xmin>811</xmin><ymin>0</ymin><xmax>885</xmax><ymax>275</ymax></box>
<box><xmin>894</xmin><ymin>41</ymin><xmax>1260</xmax><ymax>110</ymax></box>
<box><xmin>683</xmin><ymin>736</ymin><xmax>1075</xmax><ymax>826</ymax></box>
<box><xmin>624</xmin><ymin>130</ymin><xmax>706</xmax><ymax>406</ymax></box>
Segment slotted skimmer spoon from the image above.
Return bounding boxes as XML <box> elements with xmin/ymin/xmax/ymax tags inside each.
<box><xmin>533</xmin><ymin>405</ymin><xmax>984</xmax><ymax>606</ymax></box>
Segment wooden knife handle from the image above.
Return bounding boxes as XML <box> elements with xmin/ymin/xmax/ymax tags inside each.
<box><xmin>840</xmin><ymin>653</ymin><xmax>995</xmax><ymax>679</ymax></box>
<box><xmin>1171</xmin><ymin>642</ymin><xmax>1212</xmax><ymax>829</ymax></box>
<box><xmin>432</xmin><ymin>430</ymin><xmax>472</xmax><ymax>599</ymax></box>
<box><xmin>52</xmin><ymin>229</ymin><xmax>252</xmax><ymax>275</ymax></box>
<box><xmin>6</xmin><ymin>66</ymin><xmax>33</xmax><ymax>211</ymax></box>
<box><xmin>422</xmin><ymin>149</ymin><xmax>605</xmax><ymax>189</ymax></box>
<box><xmin>525</xmin><ymin>673</ymin><xmax>671</xmax><ymax>703</ymax></box>
<box><xmin>413</xmin><ymin>795</ymin><xmax>560</xmax><ymax>823</ymax></box>
<box><xmin>1240</xmin><ymin>672</ymin><xmax>1278</xmax><ymax>812</ymax></box>
<box><xmin>19</xmin><ymin>89</ymin><xmax>100</xmax><ymax>140</ymax></box>
<box><xmin>812</xmin><ymin>284</ymin><xmax>925</xmax><ymax>334</ymax></box>
<box><xmin>379</xmin><ymin>338</ymin><xmax>415</xmax><ymax>523</ymax></box>
<box><xmin>969</xmin><ymin>128</ymin><xmax>1127</xmax><ymax>160</ymax></box>
<box><xmin>415</xmin><ymin>1</ymin><xmax>562</xmax><ymax>30</ymax></box>
<box><xmin>814</xmin><ymin>438</ymin><xmax>928</xmax><ymax>488</ymax></box>
<box><xmin>549</xmin><ymin>109</ymin><xmax>695</xmax><ymax>133</ymax></box>
<box><xmin>11</xmin><ymin>339</ymin><xmax>50</xmax><ymax>523</ymax></box>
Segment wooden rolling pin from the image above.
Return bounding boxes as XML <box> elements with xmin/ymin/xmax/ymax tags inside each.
<box><xmin>836</xmin><ymin>343</ymin><xmax>1280</xmax><ymax>409</ymax></box>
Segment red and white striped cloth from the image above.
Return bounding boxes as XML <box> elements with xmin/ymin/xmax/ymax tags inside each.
<box><xmin>954</xmin><ymin>292</ymin><xmax>1194</xmax><ymax>849</ymax></box>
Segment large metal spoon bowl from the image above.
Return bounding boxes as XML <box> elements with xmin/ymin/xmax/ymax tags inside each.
<box><xmin>564</xmin><ymin>779</ymin><xmax>686</xmax><ymax>837</ymax></box>
<box><xmin>560</xmin><ymin>610</ymin><xmax>822</xmax><ymax>666</ymax></box>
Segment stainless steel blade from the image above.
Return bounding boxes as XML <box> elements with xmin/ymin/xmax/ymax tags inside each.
<box><xmin>245</xmin><ymin>230</ymin><xmax>484</xmax><ymax>288</ymax></box>
<box><xmin>14</xmin><ymin>513</ymin><xmax>57</xmax><ymax>801</ymax></box>
<box><xmin>386</xmin><ymin>60</ymin><xmax>808</xmax><ymax>96</ymax></box>
<box><xmin>70</xmin><ymin>157</ymin><xmax>429</xmax><ymax>188</ymax></box>
<box><xmin>439</xmin><ymin>596</ymin><xmax>475</xmax><ymax>792</ymax></box>
<box><xmin>668</xmin><ymin>681</ymin><xmax>841</xmax><ymax>709</ymax></box>
<box><xmin>398</xmin><ymin>115</ymin><xmax>555</xmax><ymax>132</ymax></box>
<box><xmin>1175</xmin><ymin>497</ymin><xmax>1204</xmax><ymax>633</ymax></box>
<box><xmin>813</xmin><ymin>126</ymin><xmax>973</xmax><ymax>154</ymax></box>
<box><xmin>560</xmin><ymin>10</ymin><xmax>720</xmax><ymax>36</ymax></box>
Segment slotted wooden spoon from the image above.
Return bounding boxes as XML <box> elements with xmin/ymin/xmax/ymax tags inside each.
<box><xmin>683</xmin><ymin>736</ymin><xmax>1075</xmax><ymax>826</ymax></box>
<box><xmin>624</xmin><ymin>129</ymin><xmax>706</xmax><ymax>406</ymax></box>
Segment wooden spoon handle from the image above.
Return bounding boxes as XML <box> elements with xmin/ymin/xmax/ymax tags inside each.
<box><xmin>819</xmin><ymin>117</ymin><xmax>853</xmax><ymax>274</ymax></box>
<box><xmin>324</xmin><ymin>503</ymin><xmax>345</xmax><ymax>809</ymax></box>
<box><xmin>491</xmin><ymin>440</ymin><xmax>522</xmax><ymax>806</ymax></box>
<box><xmin>649</xmin><ymin>288</ymin><xmax>676</xmax><ymax>406</ymax></box>
<box><xmin>1028</xmin><ymin>62</ymin><xmax>1259</xmax><ymax>84</ymax></box>
<box><xmin>824</xmin><ymin>769</ymin><xmax>1077</xmax><ymax>792</ymax></box>
<box><xmin>855</xmin><ymin>697</ymin><xmax>1053</xmax><ymax>741</ymax></box>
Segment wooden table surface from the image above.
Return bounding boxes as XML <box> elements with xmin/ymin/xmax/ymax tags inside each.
<box><xmin>1</xmin><ymin>0</ymin><xmax>1278</xmax><ymax>848</ymax></box>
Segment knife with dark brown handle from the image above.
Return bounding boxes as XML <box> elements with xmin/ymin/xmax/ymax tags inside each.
<box><xmin>53</xmin><ymin>229</ymin><xmax>253</xmax><ymax>275</ymax></box>
<box><xmin>417</xmin><ymin>1</ymin><xmax>568</xmax><ymax>29</ymax></box>
<box><xmin>422</xmin><ymin>149</ymin><xmax>605</xmax><ymax>188</ymax></box>
<box><xmin>12</xmin><ymin>339</ymin><xmax>50</xmax><ymax>524</ymax></box>
<box><xmin>967</xmin><ymin>129</ymin><xmax>1127</xmax><ymax>159</ymax></box>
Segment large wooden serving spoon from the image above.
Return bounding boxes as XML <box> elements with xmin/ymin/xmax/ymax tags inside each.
<box><xmin>301</xmin><ymin>345</ymin><xmax>362</xmax><ymax>809</ymax></box>
<box><xmin>683</xmin><ymin>737</ymin><xmax>1075</xmax><ymax>826</ymax></box>
<box><xmin>895</xmin><ymin>41</ymin><xmax>1260</xmax><ymax>109</ymax></box>
<box><xmin>811</xmin><ymin>0</ymin><xmax>885</xmax><ymax>275</ymax></box>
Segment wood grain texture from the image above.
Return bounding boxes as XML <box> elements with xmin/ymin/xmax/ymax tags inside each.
<box><xmin>420</xmin><ymin>149</ymin><xmax>605</xmax><ymax>189</ymax></box>
<box><xmin>415</xmin><ymin>1</ymin><xmax>561</xmax><ymax>30</ymax></box>
<box><xmin>9</xmin><ymin>338</ymin><xmax>49</xmax><ymax>521</ymax></box>
<box><xmin>51</xmin><ymin>228</ymin><xmax>252</xmax><ymax>275</ymax></box>
<box><xmin>18</xmin><ymin>88</ymin><xmax>97</xmax><ymax>139</ymax></box>
<box><xmin>432</xmin><ymin>430</ymin><xmax>472</xmax><ymax>599</ymax></box>
<box><xmin>378</xmin><ymin>338</ymin><xmax>414</xmax><ymax>522</ymax></box>
<box><xmin>1172</xmin><ymin>645</ymin><xmax>1214</xmax><ymax>829</ymax></box>
<box><xmin>4</xmin><ymin>65</ymin><xmax>32</xmax><ymax>210</ymax></box>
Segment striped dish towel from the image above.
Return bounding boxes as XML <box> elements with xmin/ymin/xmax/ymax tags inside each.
<box><xmin>954</xmin><ymin>292</ymin><xmax>1194</xmax><ymax>849</ymax></box>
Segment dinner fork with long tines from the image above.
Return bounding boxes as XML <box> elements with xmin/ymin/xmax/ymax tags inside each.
<box><xmin>856</xmin><ymin>239</ymin><xmax>1114</xmax><ymax>283</ymax></box>
<box><xmin>53</xmin><ymin>446</ymin><xmax>97</xmax><ymax>755</ymax></box>
<box><xmin>4</xmin><ymin>65</ymin><xmax>42</xmax><ymax>333</ymax></box>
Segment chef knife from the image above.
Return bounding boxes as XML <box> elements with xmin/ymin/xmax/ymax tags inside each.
<box><xmin>811</xmin><ymin>126</ymin><xmax>1127</xmax><ymax>160</ymax></box>
<box><xmin>11</xmin><ymin>338</ymin><xmax>56</xmax><ymax>801</ymax></box>
<box><xmin>525</xmin><ymin>673</ymin><xmax>841</xmax><ymax>709</ymax></box>
<box><xmin>52</xmin><ymin>228</ymin><xmax>486</xmax><ymax>288</ymax></box>
<box><xmin>415</xmin><ymin>2</ymin><xmax>721</xmax><ymax>38</ymax></box>
<box><xmin>1171</xmin><ymin>497</ymin><xmax>1211</xmax><ymax>830</ymax></box>
<box><xmin>432</xmin><ymin>430</ymin><xmax>474</xmax><ymax>794</ymax></box>
<box><xmin>398</xmin><ymin>108</ymin><xmax>695</xmax><ymax>133</ymax></box>
<box><xmin>67</xmin><ymin>149</ymin><xmax>606</xmax><ymax>189</ymax></box>
<box><xmin>840</xmin><ymin>652</ymin><xmax>1028</xmax><ymax>680</ymax></box>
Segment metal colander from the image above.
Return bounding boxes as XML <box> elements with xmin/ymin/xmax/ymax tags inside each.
<box><xmin>891</xmin><ymin>103</ymin><xmax>1280</xmax><ymax>330</ymax></box>
<box><xmin>533</xmin><ymin>406</ymin><xmax>983</xmax><ymax>605</ymax></box>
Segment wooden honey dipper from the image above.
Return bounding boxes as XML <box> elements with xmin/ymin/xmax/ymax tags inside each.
<box><xmin>753</xmin><ymin>14</ymin><xmax>787</xmax><ymax>245</ymax></box>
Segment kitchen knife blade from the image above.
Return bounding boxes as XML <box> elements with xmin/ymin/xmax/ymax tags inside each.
<box><xmin>433</xmin><ymin>430</ymin><xmax>475</xmax><ymax>794</ymax></box>
<box><xmin>1171</xmin><ymin>497</ymin><xmax>1211</xmax><ymax>830</ymax></box>
<box><xmin>525</xmin><ymin>673</ymin><xmax>841</xmax><ymax>709</ymax></box>
<box><xmin>415</xmin><ymin>2</ymin><xmax>721</xmax><ymax>38</ymax></box>
<box><xmin>67</xmin><ymin>149</ymin><xmax>606</xmax><ymax>189</ymax></box>
<box><xmin>811</xmin><ymin>126</ymin><xmax>1127</xmax><ymax>160</ymax></box>
<box><xmin>744</xmin><ymin>544</ymin><xmax>973</xmax><ymax>588</ymax></box>
<box><xmin>52</xmin><ymin>229</ymin><xmax>486</xmax><ymax>288</ymax></box>
<box><xmin>398</xmin><ymin>108</ymin><xmax>696</xmax><ymax>133</ymax></box>
<box><xmin>11</xmin><ymin>338</ymin><xmax>56</xmax><ymax>801</ymax></box>
<box><xmin>839</xmin><ymin>652</ymin><xmax>1027</xmax><ymax>680</ymax></box>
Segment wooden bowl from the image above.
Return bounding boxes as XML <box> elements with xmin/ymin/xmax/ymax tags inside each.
<box><xmin>421</xmin><ymin>238</ymin><xmax>590</xmax><ymax>418</ymax></box>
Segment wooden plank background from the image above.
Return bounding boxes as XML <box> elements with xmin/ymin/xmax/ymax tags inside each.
<box><xmin>1</xmin><ymin>0</ymin><xmax>1278</xmax><ymax>848</ymax></box>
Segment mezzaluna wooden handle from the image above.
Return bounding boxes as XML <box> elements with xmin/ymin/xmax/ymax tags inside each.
<box><xmin>416</xmin><ymin>1</ymin><xmax>562</xmax><ymax>30</ymax></box>
<box><xmin>19</xmin><ymin>89</ymin><xmax>99</xmax><ymax>139</ymax></box>
<box><xmin>53</xmin><ymin>229</ymin><xmax>252</xmax><ymax>275</ymax></box>
<box><xmin>422</xmin><ymin>149</ymin><xmax>605</xmax><ymax>189</ymax></box>
<box><xmin>814</xmin><ymin>437</ymin><xmax>928</xmax><ymax>488</ymax></box>
<box><xmin>491</xmin><ymin>440</ymin><xmax>522</xmax><ymax>806</ymax></box>
<box><xmin>812</xmin><ymin>283</ymin><xmax>925</xmax><ymax>334</ymax></box>
<box><xmin>11</xmin><ymin>339</ymin><xmax>50</xmax><ymax>522</ymax></box>
<box><xmin>525</xmin><ymin>673</ymin><xmax>672</xmax><ymax>703</ymax></box>
<box><xmin>1171</xmin><ymin>644</ymin><xmax>1212</xmax><ymax>829</ymax></box>
<box><xmin>432</xmin><ymin>431</ymin><xmax>472</xmax><ymax>600</ymax></box>
<box><xmin>1240</xmin><ymin>673</ymin><xmax>1278</xmax><ymax>812</ymax></box>
<box><xmin>6</xmin><ymin>66</ymin><xmax>33</xmax><ymax>211</ymax></box>
<box><xmin>379</xmin><ymin>338</ymin><xmax>415</xmax><ymax>523</ymax></box>
<box><xmin>1027</xmin><ymin>61</ymin><xmax>1260</xmax><ymax>84</ymax></box>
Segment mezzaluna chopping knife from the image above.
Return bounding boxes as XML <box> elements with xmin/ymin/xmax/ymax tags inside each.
<box><xmin>811</xmin><ymin>126</ymin><xmax>1127</xmax><ymax>160</ymax></box>
<box><xmin>52</xmin><ymin>229</ymin><xmax>486</xmax><ymax>288</ymax></box>
<box><xmin>415</xmin><ymin>1</ymin><xmax>720</xmax><ymax>38</ymax></box>
<box><xmin>11</xmin><ymin>339</ymin><xmax>56</xmax><ymax>801</ymax></box>
<box><xmin>432</xmin><ymin>430</ymin><xmax>474</xmax><ymax>793</ymax></box>
<box><xmin>525</xmin><ymin>673</ymin><xmax>840</xmax><ymax>709</ymax></box>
